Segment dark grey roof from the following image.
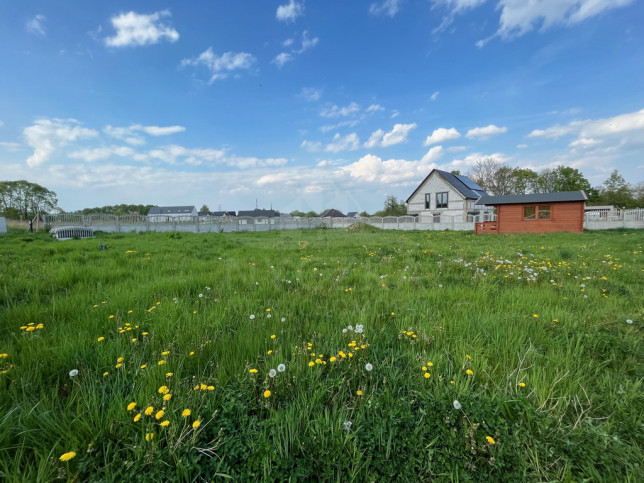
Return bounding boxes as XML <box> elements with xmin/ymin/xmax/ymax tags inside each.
<box><xmin>237</xmin><ymin>209</ymin><xmax>279</xmax><ymax>218</ymax></box>
<box><xmin>406</xmin><ymin>169</ymin><xmax>487</xmax><ymax>203</ymax></box>
<box><xmin>321</xmin><ymin>209</ymin><xmax>346</xmax><ymax>217</ymax></box>
<box><xmin>148</xmin><ymin>206</ymin><xmax>196</xmax><ymax>215</ymax></box>
<box><xmin>209</xmin><ymin>211</ymin><xmax>236</xmax><ymax>217</ymax></box>
<box><xmin>346</xmin><ymin>211</ymin><xmax>359</xmax><ymax>217</ymax></box>
<box><xmin>478</xmin><ymin>191</ymin><xmax>588</xmax><ymax>205</ymax></box>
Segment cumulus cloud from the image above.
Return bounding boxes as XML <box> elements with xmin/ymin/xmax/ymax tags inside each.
<box><xmin>424</xmin><ymin>127</ymin><xmax>461</xmax><ymax>146</ymax></box>
<box><xmin>68</xmin><ymin>145</ymin><xmax>142</xmax><ymax>162</ymax></box>
<box><xmin>364</xmin><ymin>123</ymin><xmax>417</xmax><ymax>148</ymax></box>
<box><xmin>26</xmin><ymin>14</ymin><xmax>46</xmax><ymax>37</ymax></box>
<box><xmin>274</xmin><ymin>31</ymin><xmax>318</xmax><ymax>68</ymax></box>
<box><xmin>320</xmin><ymin>102</ymin><xmax>361</xmax><ymax>118</ymax></box>
<box><xmin>273</xmin><ymin>52</ymin><xmax>293</xmax><ymax>68</ymax></box>
<box><xmin>466</xmin><ymin>124</ymin><xmax>507</xmax><ymax>140</ymax></box>
<box><xmin>298</xmin><ymin>87</ymin><xmax>321</xmax><ymax>102</ymax></box>
<box><xmin>325</xmin><ymin>133</ymin><xmax>360</xmax><ymax>153</ymax></box>
<box><xmin>181</xmin><ymin>48</ymin><xmax>256</xmax><ymax>83</ymax></box>
<box><xmin>276</xmin><ymin>0</ymin><xmax>304</xmax><ymax>22</ymax></box>
<box><xmin>369</xmin><ymin>0</ymin><xmax>403</xmax><ymax>17</ymax></box>
<box><xmin>104</xmin><ymin>10</ymin><xmax>179</xmax><ymax>47</ymax></box>
<box><xmin>300</xmin><ymin>140</ymin><xmax>322</xmax><ymax>152</ymax></box>
<box><xmin>24</xmin><ymin>118</ymin><xmax>98</xmax><ymax>167</ymax></box>
<box><xmin>420</xmin><ymin>145</ymin><xmax>444</xmax><ymax>164</ymax></box>
<box><xmin>104</xmin><ymin>124</ymin><xmax>185</xmax><ymax>145</ymax></box>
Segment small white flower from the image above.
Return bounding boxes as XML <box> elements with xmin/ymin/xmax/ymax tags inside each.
<box><xmin>355</xmin><ymin>324</ymin><xmax>364</xmax><ymax>334</ymax></box>
<box><xmin>343</xmin><ymin>420</ymin><xmax>352</xmax><ymax>431</ymax></box>
<box><xmin>271</xmin><ymin>266</ymin><xmax>274</xmax><ymax>269</ymax></box>
<box><xmin>250</xmin><ymin>314</ymin><xmax>255</xmax><ymax>320</ymax></box>
<box><xmin>347</xmin><ymin>325</ymin><xmax>353</xmax><ymax>331</ymax></box>
<box><xmin>453</xmin><ymin>400</ymin><xmax>462</xmax><ymax>410</ymax></box>
<box><xmin>206</xmin><ymin>286</ymin><xmax>211</xmax><ymax>291</ymax></box>
<box><xmin>269</xmin><ymin>369</ymin><xmax>277</xmax><ymax>378</ymax></box>
<box><xmin>69</xmin><ymin>369</ymin><xmax>79</xmax><ymax>377</ymax></box>
<box><xmin>626</xmin><ymin>319</ymin><xmax>633</xmax><ymax>324</ymax></box>
<box><xmin>266</xmin><ymin>314</ymin><xmax>272</xmax><ymax>319</ymax></box>
<box><xmin>365</xmin><ymin>363</ymin><xmax>373</xmax><ymax>372</ymax></box>
<box><xmin>199</xmin><ymin>293</ymin><xmax>203</xmax><ymax>298</ymax></box>
<box><xmin>277</xmin><ymin>364</ymin><xmax>286</xmax><ymax>372</ymax></box>
<box><xmin>342</xmin><ymin>328</ymin><xmax>347</xmax><ymax>334</ymax></box>
<box><xmin>281</xmin><ymin>317</ymin><xmax>286</xmax><ymax>322</ymax></box>
<box><xmin>256</xmin><ymin>282</ymin><xmax>259</xmax><ymax>285</ymax></box>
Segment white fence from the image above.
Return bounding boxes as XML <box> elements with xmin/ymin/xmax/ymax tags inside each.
<box><xmin>42</xmin><ymin>209</ymin><xmax>643</xmax><ymax>234</ymax></box>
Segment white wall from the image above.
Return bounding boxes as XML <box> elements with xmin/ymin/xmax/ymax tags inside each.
<box><xmin>407</xmin><ymin>173</ymin><xmax>468</xmax><ymax>220</ymax></box>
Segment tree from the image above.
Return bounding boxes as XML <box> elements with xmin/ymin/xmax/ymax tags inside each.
<box><xmin>0</xmin><ymin>180</ymin><xmax>58</xmax><ymax>219</ymax></box>
<box><xmin>374</xmin><ymin>195</ymin><xmax>407</xmax><ymax>217</ymax></box>
<box><xmin>200</xmin><ymin>204</ymin><xmax>210</xmax><ymax>213</ymax></box>
<box><xmin>599</xmin><ymin>170</ymin><xmax>635</xmax><ymax>208</ymax></box>
<box><xmin>468</xmin><ymin>158</ymin><xmax>505</xmax><ymax>194</ymax></box>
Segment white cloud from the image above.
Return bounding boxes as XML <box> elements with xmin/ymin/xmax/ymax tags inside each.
<box><xmin>447</xmin><ymin>145</ymin><xmax>467</xmax><ymax>152</ymax></box>
<box><xmin>0</xmin><ymin>120</ymin><xmax>4</xmax><ymax>127</ymax></box>
<box><xmin>433</xmin><ymin>0</ymin><xmax>487</xmax><ymax>12</ymax></box>
<box><xmin>496</xmin><ymin>0</ymin><xmax>635</xmax><ymax>40</ymax></box>
<box><xmin>430</xmin><ymin>91</ymin><xmax>440</xmax><ymax>101</ymax></box>
<box><xmin>319</xmin><ymin>120</ymin><xmax>360</xmax><ymax>133</ymax></box>
<box><xmin>295</xmin><ymin>31</ymin><xmax>318</xmax><ymax>53</ymax></box>
<box><xmin>273</xmin><ymin>52</ymin><xmax>293</xmax><ymax>68</ymax></box>
<box><xmin>326</xmin><ymin>133</ymin><xmax>360</xmax><ymax>153</ymax></box>
<box><xmin>580</xmin><ymin>108</ymin><xmax>644</xmax><ymax>137</ymax></box>
<box><xmin>26</xmin><ymin>14</ymin><xmax>46</xmax><ymax>37</ymax></box>
<box><xmin>382</xmin><ymin>123</ymin><xmax>417</xmax><ymax>147</ymax></box>
<box><xmin>369</xmin><ymin>0</ymin><xmax>403</xmax><ymax>17</ymax></box>
<box><xmin>103</xmin><ymin>124</ymin><xmax>185</xmax><ymax>145</ymax></box>
<box><xmin>24</xmin><ymin>118</ymin><xmax>98</xmax><ymax>167</ymax></box>
<box><xmin>364</xmin><ymin>130</ymin><xmax>384</xmax><ymax>149</ymax></box>
<box><xmin>527</xmin><ymin>123</ymin><xmax>578</xmax><ymax>139</ymax></box>
<box><xmin>181</xmin><ymin>48</ymin><xmax>256</xmax><ymax>83</ymax></box>
<box><xmin>298</xmin><ymin>87</ymin><xmax>321</xmax><ymax>102</ymax></box>
<box><xmin>420</xmin><ymin>145</ymin><xmax>444</xmax><ymax>164</ymax></box>
<box><xmin>104</xmin><ymin>10</ymin><xmax>179</xmax><ymax>48</ymax></box>
<box><xmin>140</xmin><ymin>125</ymin><xmax>185</xmax><ymax>136</ymax></box>
<box><xmin>466</xmin><ymin>124</ymin><xmax>507</xmax><ymax>140</ymax></box>
<box><xmin>366</xmin><ymin>104</ymin><xmax>385</xmax><ymax>113</ymax></box>
<box><xmin>569</xmin><ymin>137</ymin><xmax>599</xmax><ymax>148</ymax></box>
<box><xmin>424</xmin><ymin>127</ymin><xmax>461</xmax><ymax>146</ymax></box>
<box><xmin>516</xmin><ymin>144</ymin><xmax>528</xmax><ymax>148</ymax></box>
<box><xmin>0</xmin><ymin>142</ymin><xmax>21</xmax><ymax>152</ymax></box>
<box><xmin>276</xmin><ymin>0</ymin><xmax>304</xmax><ymax>22</ymax></box>
<box><xmin>390</xmin><ymin>110</ymin><xmax>400</xmax><ymax>119</ymax></box>
<box><xmin>300</xmin><ymin>140</ymin><xmax>322</xmax><ymax>152</ymax></box>
<box><xmin>68</xmin><ymin>145</ymin><xmax>141</xmax><ymax>162</ymax></box>
<box><xmin>320</xmin><ymin>102</ymin><xmax>361</xmax><ymax>118</ymax></box>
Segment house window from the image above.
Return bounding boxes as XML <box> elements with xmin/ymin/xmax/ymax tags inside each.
<box><xmin>425</xmin><ymin>193</ymin><xmax>431</xmax><ymax>209</ymax></box>
<box><xmin>524</xmin><ymin>206</ymin><xmax>536</xmax><ymax>220</ymax></box>
<box><xmin>433</xmin><ymin>213</ymin><xmax>441</xmax><ymax>223</ymax></box>
<box><xmin>538</xmin><ymin>206</ymin><xmax>551</xmax><ymax>219</ymax></box>
<box><xmin>436</xmin><ymin>192</ymin><xmax>448</xmax><ymax>209</ymax></box>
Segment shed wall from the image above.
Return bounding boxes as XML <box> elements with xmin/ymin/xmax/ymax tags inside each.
<box><xmin>497</xmin><ymin>201</ymin><xmax>584</xmax><ymax>233</ymax></box>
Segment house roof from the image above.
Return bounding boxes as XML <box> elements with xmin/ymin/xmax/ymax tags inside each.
<box><xmin>321</xmin><ymin>209</ymin><xmax>346</xmax><ymax>217</ymax></box>
<box><xmin>406</xmin><ymin>169</ymin><xmax>486</xmax><ymax>203</ymax></box>
<box><xmin>346</xmin><ymin>211</ymin><xmax>359</xmax><ymax>217</ymax></box>
<box><xmin>237</xmin><ymin>209</ymin><xmax>279</xmax><ymax>218</ymax></box>
<box><xmin>148</xmin><ymin>206</ymin><xmax>196</xmax><ymax>215</ymax></box>
<box><xmin>209</xmin><ymin>211</ymin><xmax>236</xmax><ymax>217</ymax></box>
<box><xmin>478</xmin><ymin>190</ymin><xmax>588</xmax><ymax>206</ymax></box>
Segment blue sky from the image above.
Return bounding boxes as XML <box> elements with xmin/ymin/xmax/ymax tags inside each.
<box><xmin>1</xmin><ymin>0</ymin><xmax>643</xmax><ymax>213</ymax></box>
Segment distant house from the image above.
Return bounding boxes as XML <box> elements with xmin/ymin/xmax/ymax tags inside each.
<box><xmin>321</xmin><ymin>209</ymin><xmax>346</xmax><ymax>218</ymax></box>
<box><xmin>475</xmin><ymin>191</ymin><xmax>587</xmax><ymax>234</ymax></box>
<box><xmin>346</xmin><ymin>211</ymin><xmax>359</xmax><ymax>218</ymax></box>
<box><xmin>237</xmin><ymin>209</ymin><xmax>279</xmax><ymax>218</ymax></box>
<box><xmin>148</xmin><ymin>206</ymin><xmax>198</xmax><ymax>222</ymax></box>
<box><xmin>209</xmin><ymin>211</ymin><xmax>237</xmax><ymax>218</ymax></box>
<box><xmin>406</xmin><ymin>169</ymin><xmax>489</xmax><ymax>222</ymax></box>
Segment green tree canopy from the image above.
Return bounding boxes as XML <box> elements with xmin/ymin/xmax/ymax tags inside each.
<box><xmin>0</xmin><ymin>180</ymin><xmax>58</xmax><ymax>220</ymax></box>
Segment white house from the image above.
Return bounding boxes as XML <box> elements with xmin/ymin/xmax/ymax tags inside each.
<box><xmin>148</xmin><ymin>206</ymin><xmax>198</xmax><ymax>222</ymax></box>
<box><xmin>406</xmin><ymin>169</ymin><xmax>489</xmax><ymax>222</ymax></box>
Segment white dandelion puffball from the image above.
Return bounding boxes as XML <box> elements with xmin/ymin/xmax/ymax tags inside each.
<box><xmin>250</xmin><ymin>314</ymin><xmax>255</xmax><ymax>320</ymax></box>
<box><xmin>342</xmin><ymin>328</ymin><xmax>347</xmax><ymax>334</ymax></box>
<box><xmin>453</xmin><ymin>400</ymin><xmax>462</xmax><ymax>410</ymax></box>
<box><xmin>267</xmin><ymin>314</ymin><xmax>272</xmax><ymax>318</ymax></box>
<box><xmin>281</xmin><ymin>317</ymin><xmax>286</xmax><ymax>322</ymax></box>
<box><xmin>347</xmin><ymin>325</ymin><xmax>353</xmax><ymax>331</ymax></box>
<box><xmin>277</xmin><ymin>364</ymin><xmax>286</xmax><ymax>372</ymax></box>
<box><xmin>69</xmin><ymin>369</ymin><xmax>79</xmax><ymax>377</ymax></box>
<box><xmin>365</xmin><ymin>363</ymin><xmax>373</xmax><ymax>372</ymax></box>
<box><xmin>626</xmin><ymin>319</ymin><xmax>633</xmax><ymax>324</ymax></box>
<box><xmin>343</xmin><ymin>420</ymin><xmax>352</xmax><ymax>431</ymax></box>
<box><xmin>269</xmin><ymin>369</ymin><xmax>277</xmax><ymax>378</ymax></box>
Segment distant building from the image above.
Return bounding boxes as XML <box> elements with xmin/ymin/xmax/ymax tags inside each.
<box><xmin>148</xmin><ymin>206</ymin><xmax>198</xmax><ymax>222</ymax></box>
<box><xmin>321</xmin><ymin>209</ymin><xmax>346</xmax><ymax>218</ymax></box>
<box><xmin>237</xmin><ymin>209</ymin><xmax>279</xmax><ymax>218</ymax></box>
<box><xmin>346</xmin><ymin>211</ymin><xmax>359</xmax><ymax>218</ymax></box>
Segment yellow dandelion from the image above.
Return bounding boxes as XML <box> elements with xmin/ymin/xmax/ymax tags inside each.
<box><xmin>97</xmin><ymin>337</ymin><xmax>105</xmax><ymax>342</ymax></box>
<box><xmin>161</xmin><ymin>351</ymin><xmax>170</xmax><ymax>356</ymax></box>
<box><xmin>182</xmin><ymin>409</ymin><xmax>191</xmax><ymax>417</ymax></box>
<box><xmin>133</xmin><ymin>413</ymin><xmax>141</xmax><ymax>422</ymax></box>
<box><xmin>308</xmin><ymin>361</ymin><xmax>315</xmax><ymax>367</ymax></box>
<box><xmin>140</xmin><ymin>364</ymin><xmax>147</xmax><ymax>369</ymax></box>
<box><xmin>486</xmin><ymin>436</ymin><xmax>496</xmax><ymax>445</ymax></box>
<box><xmin>166</xmin><ymin>372</ymin><xmax>173</xmax><ymax>378</ymax></box>
<box><xmin>270</xmin><ymin>334</ymin><xmax>276</xmax><ymax>339</ymax></box>
<box><xmin>518</xmin><ymin>382</ymin><xmax>526</xmax><ymax>387</ymax></box>
<box><xmin>155</xmin><ymin>410</ymin><xmax>164</xmax><ymax>420</ymax></box>
<box><xmin>59</xmin><ymin>451</ymin><xmax>76</xmax><ymax>462</ymax></box>
<box><xmin>356</xmin><ymin>390</ymin><xmax>363</xmax><ymax>396</ymax></box>
<box><xmin>144</xmin><ymin>406</ymin><xmax>154</xmax><ymax>416</ymax></box>
<box><xmin>422</xmin><ymin>366</ymin><xmax>427</xmax><ymax>371</ymax></box>
<box><xmin>189</xmin><ymin>351</ymin><xmax>195</xmax><ymax>356</ymax></box>
<box><xmin>127</xmin><ymin>402</ymin><xmax>136</xmax><ymax>411</ymax></box>
<box><xmin>330</xmin><ymin>356</ymin><xmax>337</xmax><ymax>362</ymax></box>
<box><xmin>533</xmin><ymin>314</ymin><xmax>538</xmax><ymax>318</ymax></box>
<box><xmin>263</xmin><ymin>390</ymin><xmax>271</xmax><ymax>398</ymax></box>
<box><xmin>427</xmin><ymin>362</ymin><xmax>434</xmax><ymax>367</ymax></box>
<box><xmin>267</xmin><ymin>350</ymin><xmax>273</xmax><ymax>355</ymax></box>
<box><xmin>160</xmin><ymin>420</ymin><xmax>170</xmax><ymax>427</ymax></box>
<box><xmin>145</xmin><ymin>432</ymin><xmax>154</xmax><ymax>441</ymax></box>
<box><xmin>115</xmin><ymin>363</ymin><xmax>122</xmax><ymax>369</ymax></box>
<box><xmin>117</xmin><ymin>357</ymin><xmax>124</xmax><ymax>363</ymax></box>
<box><xmin>249</xmin><ymin>368</ymin><xmax>258</xmax><ymax>374</ymax></box>
<box><xmin>163</xmin><ymin>394</ymin><xmax>172</xmax><ymax>401</ymax></box>
<box><xmin>207</xmin><ymin>385</ymin><xmax>214</xmax><ymax>391</ymax></box>
<box><xmin>103</xmin><ymin>371</ymin><xmax>109</xmax><ymax>377</ymax></box>
<box><xmin>158</xmin><ymin>385</ymin><xmax>169</xmax><ymax>394</ymax></box>
<box><xmin>466</xmin><ymin>369</ymin><xmax>474</xmax><ymax>376</ymax></box>
<box><xmin>192</xmin><ymin>419</ymin><xmax>201</xmax><ymax>429</ymax></box>
<box><xmin>158</xmin><ymin>360</ymin><xmax>166</xmax><ymax>365</ymax></box>
<box><xmin>109</xmin><ymin>315</ymin><xmax>115</xmax><ymax>319</ymax></box>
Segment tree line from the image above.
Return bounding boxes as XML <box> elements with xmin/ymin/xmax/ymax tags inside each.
<box><xmin>0</xmin><ymin>180</ymin><xmax>58</xmax><ymax>220</ymax></box>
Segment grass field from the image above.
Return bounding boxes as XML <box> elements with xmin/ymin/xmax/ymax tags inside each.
<box><xmin>0</xmin><ymin>227</ymin><xmax>642</xmax><ymax>481</ymax></box>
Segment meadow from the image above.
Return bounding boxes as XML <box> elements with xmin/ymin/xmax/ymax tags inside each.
<box><xmin>0</xmin><ymin>226</ymin><xmax>642</xmax><ymax>481</ymax></box>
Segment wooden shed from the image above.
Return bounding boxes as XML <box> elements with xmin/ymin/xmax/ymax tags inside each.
<box><xmin>475</xmin><ymin>191</ymin><xmax>587</xmax><ymax>235</ymax></box>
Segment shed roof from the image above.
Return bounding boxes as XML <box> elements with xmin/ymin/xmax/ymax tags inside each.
<box><xmin>478</xmin><ymin>191</ymin><xmax>588</xmax><ymax>206</ymax></box>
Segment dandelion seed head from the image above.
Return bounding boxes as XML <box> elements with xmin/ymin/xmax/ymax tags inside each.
<box><xmin>269</xmin><ymin>369</ymin><xmax>277</xmax><ymax>378</ymax></box>
<box><xmin>453</xmin><ymin>400</ymin><xmax>462</xmax><ymax>410</ymax></box>
<box><xmin>365</xmin><ymin>363</ymin><xmax>373</xmax><ymax>372</ymax></box>
<box><xmin>69</xmin><ymin>369</ymin><xmax>79</xmax><ymax>377</ymax></box>
<box><xmin>277</xmin><ymin>364</ymin><xmax>286</xmax><ymax>372</ymax></box>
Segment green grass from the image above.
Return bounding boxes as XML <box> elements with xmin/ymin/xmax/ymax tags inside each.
<box><xmin>0</xmin><ymin>228</ymin><xmax>642</xmax><ymax>481</ymax></box>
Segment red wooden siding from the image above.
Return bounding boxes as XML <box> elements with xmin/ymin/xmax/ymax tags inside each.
<box><xmin>493</xmin><ymin>201</ymin><xmax>584</xmax><ymax>234</ymax></box>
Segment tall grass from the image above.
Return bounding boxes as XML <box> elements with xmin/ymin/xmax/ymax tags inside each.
<box><xmin>0</xmin><ymin>228</ymin><xmax>642</xmax><ymax>480</ymax></box>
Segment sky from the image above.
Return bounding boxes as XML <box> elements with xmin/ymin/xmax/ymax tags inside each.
<box><xmin>1</xmin><ymin>0</ymin><xmax>643</xmax><ymax>214</ymax></box>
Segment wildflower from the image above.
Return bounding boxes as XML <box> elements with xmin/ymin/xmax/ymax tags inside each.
<box><xmin>466</xmin><ymin>369</ymin><xmax>474</xmax><ymax>376</ymax></box>
<box><xmin>97</xmin><ymin>337</ymin><xmax>105</xmax><ymax>342</ymax></box>
<box><xmin>207</xmin><ymin>386</ymin><xmax>214</xmax><ymax>391</ymax></box>
<box><xmin>427</xmin><ymin>362</ymin><xmax>434</xmax><ymax>367</ymax></box>
<box><xmin>249</xmin><ymin>368</ymin><xmax>258</xmax><ymax>374</ymax></box>
<box><xmin>69</xmin><ymin>369</ymin><xmax>79</xmax><ymax>377</ymax></box>
<box><xmin>161</xmin><ymin>351</ymin><xmax>170</xmax><ymax>356</ymax></box>
<box><xmin>127</xmin><ymin>402</ymin><xmax>137</xmax><ymax>411</ymax></box>
<box><xmin>453</xmin><ymin>400</ymin><xmax>462</xmax><ymax>410</ymax></box>
<box><xmin>465</xmin><ymin>355</ymin><xmax>472</xmax><ymax>360</ymax></box>
<box><xmin>343</xmin><ymin>420</ymin><xmax>352</xmax><ymax>431</ymax></box>
<box><xmin>267</xmin><ymin>350</ymin><xmax>273</xmax><ymax>355</ymax></box>
<box><xmin>533</xmin><ymin>314</ymin><xmax>538</xmax><ymax>318</ymax></box>
<box><xmin>109</xmin><ymin>315</ymin><xmax>115</xmax><ymax>319</ymax></box>
<box><xmin>140</xmin><ymin>364</ymin><xmax>147</xmax><ymax>369</ymax></box>
<box><xmin>269</xmin><ymin>369</ymin><xmax>277</xmax><ymax>378</ymax></box>
<box><xmin>158</xmin><ymin>386</ymin><xmax>170</xmax><ymax>395</ymax></box>
<box><xmin>263</xmin><ymin>390</ymin><xmax>271</xmax><ymax>398</ymax></box>
<box><xmin>145</xmin><ymin>433</ymin><xmax>154</xmax><ymax>441</ymax></box>
<box><xmin>133</xmin><ymin>413</ymin><xmax>141</xmax><ymax>422</ymax></box>
<box><xmin>330</xmin><ymin>356</ymin><xmax>337</xmax><ymax>362</ymax></box>
<box><xmin>160</xmin><ymin>420</ymin><xmax>170</xmax><ymax>427</ymax></box>
<box><xmin>117</xmin><ymin>357</ymin><xmax>124</xmax><ymax>363</ymax></box>
<box><xmin>158</xmin><ymin>360</ymin><xmax>166</xmax><ymax>365</ymax></box>
<box><xmin>308</xmin><ymin>361</ymin><xmax>315</xmax><ymax>367</ymax></box>
<box><xmin>270</xmin><ymin>334</ymin><xmax>276</xmax><ymax>339</ymax></box>
<box><xmin>189</xmin><ymin>351</ymin><xmax>195</xmax><ymax>356</ymax></box>
<box><xmin>144</xmin><ymin>406</ymin><xmax>154</xmax><ymax>416</ymax></box>
<box><xmin>277</xmin><ymin>364</ymin><xmax>286</xmax><ymax>372</ymax></box>
<box><xmin>281</xmin><ymin>317</ymin><xmax>286</xmax><ymax>322</ymax></box>
<box><xmin>103</xmin><ymin>371</ymin><xmax>109</xmax><ymax>376</ymax></box>
<box><xmin>486</xmin><ymin>436</ymin><xmax>496</xmax><ymax>445</ymax></box>
<box><xmin>166</xmin><ymin>372</ymin><xmax>173</xmax><ymax>378</ymax></box>
<box><xmin>518</xmin><ymin>382</ymin><xmax>526</xmax><ymax>387</ymax></box>
<box><xmin>155</xmin><ymin>410</ymin><xmax>165</xmax><ymax>420</ymax></box>
<box><xmin>163</xmin><ymin>394</ymin><xmax>172</xmax><ymax>401</ymax></box>
<box><xmin>356</xmin><ymin>390</ymin><xmax>363</xmax><ymax>396</ymax></box>
<box><xmin>422</xmin><ymin>366</ymin><xmax>427</xmax><ymax>371</ymax></box>
<box><xmin>115</xmin><ymin>363</ymin><xmax>122</xmax><ymax>369</ymax></box>
<box><xmin>250</xmin><ymin>314</ymin><xmax>255</xmax><ymax>320</ymax></box>
<box><xmin>59</xmin><ymin>451</ymin><xmax>76</xmax><ymax>462</ymax></box>
<box><xmin>365</xmin><ymin>363</ymin><xmax>373</xmax><ymax>372</ymax></box>
<box><xmin>182</xmin><ymin>409</ymin><xmax>191</xmax><ymax>417</ymax></box>
<box><xmin>626</xmin><ymin>319</ymin><xmax>633</xmax><ymax>324</ymax></box>
<box><xmin>192</xmin><ymin>419</ymin><xmax>201</xmax><ymax>429</ymax></box>
<box><xmin>424</xmin><ymin>373</ymin><xmax>430</xmax><ymax>379</ymax></box>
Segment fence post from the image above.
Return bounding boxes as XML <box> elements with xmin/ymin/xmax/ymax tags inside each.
<box><xmin>81</xmin><ymin>215</ymin><xmax>86</xmax><ymax>227</ymax></box>
<box><xmin>116</xmin><ymin>216</ymin><xmax>120</xmax><ymax>233</ymax></box>
<box><xmin>397</xmin><ymin>217</ymin><xmax>400</xmax><ymax>230</ymax></box>
<box><xmin>146</xmin><ymin>216</ymin><xmax>149</xmax><ymax>233</ymax></box>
